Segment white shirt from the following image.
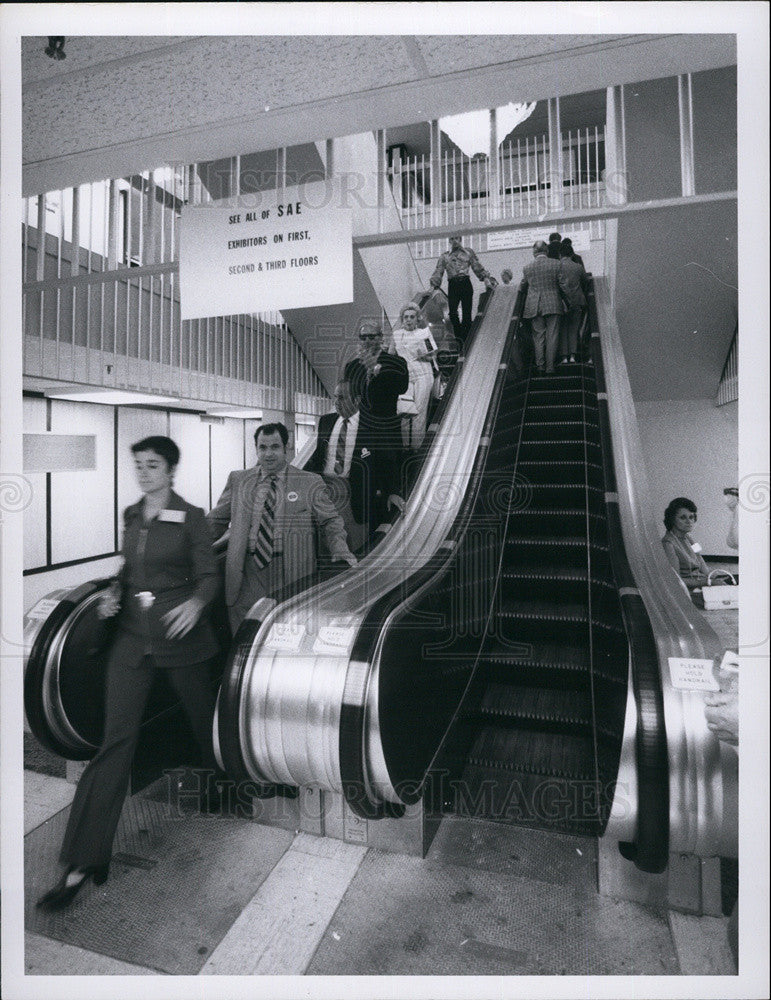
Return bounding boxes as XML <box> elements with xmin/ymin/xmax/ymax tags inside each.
<box><xmin>324</xmin><ymin>411</ymin><xmax>360</xmax><ymax>477</ymax></box>
<box><xmin>391</xmin><ymin>326</ymin><xmax>437</xmax><ymax>366</ymax></box>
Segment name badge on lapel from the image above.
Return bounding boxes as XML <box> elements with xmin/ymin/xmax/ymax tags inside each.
<box><xmin>287</xmin><ymin>491</ymin><xmax>299</xmax><ymax>502</ymax></box>
<box><xmin>158</xmin><ymin>509</ymin><xmax>186</xmax><ymax>523</ymax></box>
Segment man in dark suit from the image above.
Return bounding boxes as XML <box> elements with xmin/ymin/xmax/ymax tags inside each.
<box><xmin>546</xmin><ymin>231</ymin><xmax>562</xmax><ymax>259</ymax></box>
<box><xmin>519</xmin><ymin>240</ymin><xmax>568</xmax><ymax>374</ymax></box>
<box><xmin>343</xmin><ymin>320</ymin><xmax>409</xmax><ymax>526</ymax></box>
<box><xmin>560</xmin><ymin>236</ymin><xmax>585</xmax><ymax>269</ymax></box>
<box><xmin>307</xmin><ymin>380</ymin><xmax>369</xmax><ymax>550</ymax></box>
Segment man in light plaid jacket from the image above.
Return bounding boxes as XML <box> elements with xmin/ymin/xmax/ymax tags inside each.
<box><xmin>519</xmin><ymin>240</ymin><xmax>569</xmax><ymax>374</ymax></box>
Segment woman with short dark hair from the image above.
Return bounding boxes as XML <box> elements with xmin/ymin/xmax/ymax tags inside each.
<box><xmin>661</xmin><ymin>497</ymin><xmax>710</xmax><ymax>588</ymax></box>
<box><xmin>37</xmin><ymin>436</ymin><xmax>222</xmax><ymax>911</ymax></box>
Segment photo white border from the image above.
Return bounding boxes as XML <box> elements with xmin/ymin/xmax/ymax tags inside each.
<box><xmin>2</xmin><ymin>4</ymin><xmax>768</xmax><ymax>999</ymax></box>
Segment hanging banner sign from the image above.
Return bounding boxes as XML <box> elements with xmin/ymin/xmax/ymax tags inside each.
<box><xmin>179</xmin><ymin>181</ymin><xmax>353</xmax><ymax>320</ymax></box>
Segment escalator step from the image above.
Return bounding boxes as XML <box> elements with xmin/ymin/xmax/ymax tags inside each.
<box><xmin>466</xmin><ymin>681</ymin><xmax>626</xmax><ymax>741</ymax></box>
<box><xmin>527</xmin><ymin>402</ymin><xmax>596</xmax><ymax>413</ymax></box>
<box><xmin>505</xmin><ymin>510</ymin><xmax>606</xmax><ymax>538</ymax></box>
<box><xmin>476</xmin><ymin>683</ymin><xmax>592</xmax><ymax>727</ymax></box>
<box><xmin>518</xmin><ymin>441</ymin><xmax>601</xmax><ymax>462</ymax></box>
<box><xmin>499</xmin><ymin>571</ymin><xmax>609</xmax><ymax>605</ymax></box>
<box><xmin>503</xmin><ymin>536</ymin><xmax>610</xmax><ymax>569</ymax></box>
<box><xmin>521</xmin><ymin>421</ymin><xmax>600</xmax><ymax>442</ymax></box>
<box><xmin>527</xmin><ymin>375</ymin><xmax>587</xmax><ymax>390</ymax></box>
<box><xmin>478</xmin><ymin>637</ymin><xmax>627</xmax><ymax>687</ymax></box>
<box><xmin>448</xmin><ymin>768</ymin><xmax>604</xmax><ymax>833</ymax></box>
<box><xmin>499</xmin><ymin>597</ymin><xmax>624</xmax><ymax>635</ymax></box>
<box><xmin>526</xmin><ymin>388</ymin><xmax>596</xmax><ymax>402</ymax></box>
<box><xmin>467</xmin><ymin>727</ymin><xmax>599</xmax><ymax>781</ymax></box>
<box><xmin>517</xmin><ymin>460</ymin><xmax>603</xmax><ymax>485</ymax></box>
<box><xmin>521</xmin><ymin>484</ymin><xmax>605</xmax><ymax>510</ymax></box>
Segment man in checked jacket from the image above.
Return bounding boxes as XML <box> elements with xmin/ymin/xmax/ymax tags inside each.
<box><xmin>429</xmin><ymin>234</ymin><xmax>496</xmax><ymax>349</ymax></box>
<box><xmin>519</xmin><ymin>240</ymin><xmax>570</xmax><ymax>374</ymax></box>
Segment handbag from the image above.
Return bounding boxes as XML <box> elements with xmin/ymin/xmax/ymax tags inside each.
<box><xmin>431</xmin><ymin>372</ymin><xmax>446</xmax><ymax>400</ymax></box>
<box><xmin>702</xmin><ymin>570</ymin><xmax>739</xmax><ymax>610</ymax></box>
<box><xmin>397</xmin><ymin>384</ymin><xmax>419</xmax><ymax>417</ymax></box>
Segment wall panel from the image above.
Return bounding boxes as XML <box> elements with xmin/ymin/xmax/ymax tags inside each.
<box><xmin>23</xmin><ymin>396</ymin><xmax>48</xmax><ymax>570</ymax></box>
<box><xmin>634</xmin><ymin>398</ymin><xmax>738</xmax><ymax>556</ymax></box>
<box><xmin>49</xmin><ymin>400</ymin><xmax>115</xmax><ymax>563</ymax></box>
<box><xmin>168</xmin><ymin>411</ymin><xmax>210</xmax><ymax>510</ymax></box>
<box><xmin>210</xmin><ymin>419</ymin><xmax>246</xmax><ymax>508</ymax></box>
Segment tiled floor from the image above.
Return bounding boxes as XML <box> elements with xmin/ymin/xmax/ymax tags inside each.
<box><xmin>20</xmin><ymin>769</ymin><xmax>737</xmax><ymax>979</ymax></box>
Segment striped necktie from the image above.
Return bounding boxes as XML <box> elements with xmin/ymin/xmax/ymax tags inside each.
<box><xmin>334</xmin><ymin>418</ymin><xmax>349</xmax><ymax>475</ymax></box>
<box><xmin>252</xmin><ymin>474</ymin><xmax>277</xmax><ymax>569</ymax></box>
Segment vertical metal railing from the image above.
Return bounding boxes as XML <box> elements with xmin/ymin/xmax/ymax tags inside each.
<box><xmin>22</xmin><ymin>169</ymin><xmax>329</xmax><ymax>415</ymax></box>
<box><xmin>388</xmin><ymin>125</ymin><xmax>608</xmax><ymax>250</ymax></box>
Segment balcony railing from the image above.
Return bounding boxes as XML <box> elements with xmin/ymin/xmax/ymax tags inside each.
<box><xmin>22</xmin><ymin>167</ymin><xmax>329</xmax><ymax>415</ymax></box>
<box><xmin>389</xmin><ymin>127</ymin><xmax>607</xmax><ymax>257</ymax></box>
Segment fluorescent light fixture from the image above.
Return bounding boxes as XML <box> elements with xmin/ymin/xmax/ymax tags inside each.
<box><xmin>206</xmin><ymin>407</ymin><xmax>264</xmax><ymax>419</ymax></box>
<box><xmin>440</xmin><ymin>102</ymin><xmax>538</xmax><ymax>158</ymax></box>
<box><xmin>44</xmin><ymin>387</ymin><xmax>180</xmax><ymax>406</ymax></box>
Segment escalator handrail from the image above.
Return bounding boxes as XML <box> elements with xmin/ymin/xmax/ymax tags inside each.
<box><xmin>590</xmin><ymin>277</ymin><xmax>727</xmax><ymax>860</ymax></box>
<box><xmin>586</xmin><ymin>278</ymin><xmax>670</xmax><ymax>873</ymax></box>
<box><xmin>341</xmin><ymin>287</ymin><xmax>526</xmax><ymax>817</ymax></box>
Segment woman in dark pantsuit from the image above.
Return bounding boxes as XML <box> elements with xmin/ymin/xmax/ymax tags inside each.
<box><xmin>37</xmin><ymin>436</ymin><xmax>222</xmax><ymax>911</ymax></box>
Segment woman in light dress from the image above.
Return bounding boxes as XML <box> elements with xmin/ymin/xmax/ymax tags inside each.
<box><xmin>389</xmin><ymin>302</ymin><xmax>438</xmax><ymax>450</ymax></box>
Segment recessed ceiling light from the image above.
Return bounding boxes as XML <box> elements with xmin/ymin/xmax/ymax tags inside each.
<box><xmin>44</xmin><ymin>387</ymin><xmax>181</xmax><ymax>406</ymax></box>
<box><xmin>206</xmin><ymin>407</ymin><xmax>264</xmax><ymax>419</ymax></box>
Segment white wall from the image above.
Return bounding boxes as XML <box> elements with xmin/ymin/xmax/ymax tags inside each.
<box><xmin>23</xmin><ymin>397</ymin><xmax>256</xmax><ymax>612</ymax></box>
<box><xmin>634</xmin><ymin>398</ymin><xmax>738</xmax><ymax>557</ymax></box>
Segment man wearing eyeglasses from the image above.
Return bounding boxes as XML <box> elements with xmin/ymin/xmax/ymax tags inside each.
<box><xmin>343</xmin><ymin>320</ymin><xmax>409</xmax><ymax>529</ymax></box>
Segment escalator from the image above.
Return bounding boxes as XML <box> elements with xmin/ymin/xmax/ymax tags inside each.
<box><xmin>427</xmin><ymin>359</ymin><xmax>631</xmax><ymax>837</ymax></box>
<box><xmin>213</xmin><ymin>278</ymin><xmax>707</xmax><ymax>874</ymax></box>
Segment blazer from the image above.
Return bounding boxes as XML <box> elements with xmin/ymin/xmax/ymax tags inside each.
<box><xmin>208</xmin><ymin>465</ymin><xmax>352</xmax><ymax>606</ymax></box>
<box><xmin>662</xmin><ymin>530</ymin><xmax>709</xmax><ymax>584</ymax></box>
<box><xmin>114</xmin><ymin>491</ymin><xmax>220</xmax><ymax>667</ymax></box>
<box><xmin>307</xmin><ymin>410</ymin><xmax>369</xmax><ymax>525</ymax></box>
<box><xmin>558</xmin><ymin>256</ymin><xmax>589</xmax><ymax>310</ymax></box>
<box><xmin>520</xmin><ymin>255</ymin><xmax>567</xmax><ymax>318</ymax></box>
<box><xmin>343</xmin><ymin>351</ymin><xmax>409</xmax><ymax>448</ymax></box>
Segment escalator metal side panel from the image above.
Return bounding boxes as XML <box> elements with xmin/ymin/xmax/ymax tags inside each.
<box><xmin>24</xmin><ymin>582</ymin><xmax>113</xmax><ymax>759</ymax></box>
<box><xmin>592</xmin><ymin>278</ymin><xmax>732</xmax><ymax>860</ymax></box>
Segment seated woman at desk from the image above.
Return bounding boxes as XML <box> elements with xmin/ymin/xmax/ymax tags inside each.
<box><xmin>661</xmin><ymin>496</ymin><xmax>710</xmax><ymax>589</ymax></box>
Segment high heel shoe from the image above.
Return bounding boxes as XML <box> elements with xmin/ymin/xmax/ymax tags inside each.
<box><xmin>36</xmin><ymin>863</ymin><xmax>109</xmax><ymax>912</ymax></box>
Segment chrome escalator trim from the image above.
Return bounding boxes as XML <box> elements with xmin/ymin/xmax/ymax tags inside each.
<box><xmin>232</xmin><ymin>287</ymin><xmax>519</xmax><ymax>793</ymax></box>
<box><xmin>593</xmin><ymin>278</ymin><xmax>732</xmax><ymax>859</ymax></box>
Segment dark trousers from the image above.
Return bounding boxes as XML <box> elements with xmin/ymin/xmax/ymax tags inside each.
<box><xmin>447</xmin><ymin>276</ymin><xmax>474</xmax><ymax>348</ymax></box>
<box><xmin>60</xmin><ymin>650</ymin><xmax>218</xmax><ymax>869</ymax></box>
<box><xmin>560</xmin><ymin>306</ymin><xmax>583</xmax><ymax>358</ymax></box>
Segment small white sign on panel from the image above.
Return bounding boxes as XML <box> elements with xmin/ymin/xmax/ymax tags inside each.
<box><xmin>668</xmin><ymin>657</ymin><xmax>719</xmax><ymax>692</ymax></box>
